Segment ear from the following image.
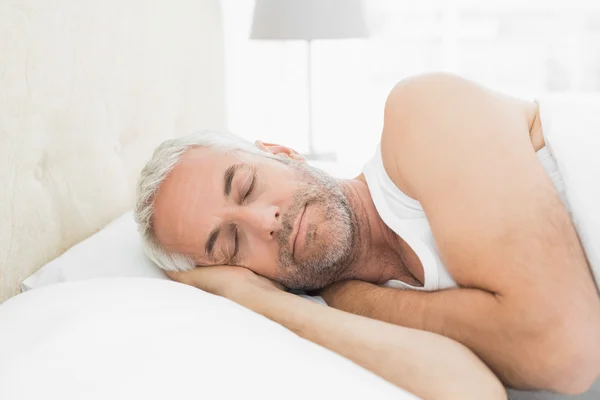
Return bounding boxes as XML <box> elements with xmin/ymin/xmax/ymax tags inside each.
<box><xmin>255</xmin><ymin>140</ymin><xmax>305</xmax><ymax>162</ymax></box>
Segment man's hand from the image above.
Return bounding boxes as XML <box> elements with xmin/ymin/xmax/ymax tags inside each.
<box><xmin>166</xmin><ymin>266</ymin><xmax>285</xmax><ymax>301</ymax></box>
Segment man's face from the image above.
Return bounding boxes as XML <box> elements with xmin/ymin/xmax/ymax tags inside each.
<box><xmin>152</xmin><ymin>145</ymin><xmax>356</xmax><ymax>290</ymax></box>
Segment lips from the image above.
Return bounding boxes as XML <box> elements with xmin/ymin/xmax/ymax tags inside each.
<box><xmin>291</xmin><ymin>204</ymin><xmax>307</xmax><ymax>257</ymax></box>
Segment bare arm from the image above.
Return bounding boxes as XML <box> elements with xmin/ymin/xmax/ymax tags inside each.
<box><xmin>322</xmin><ymin>73</ymin><xmax>600</xmax><ymax>393</ymax></box>
<box><xmin>168</xmin><ymin>267</ymin><xmax>506</xmax><ymax>400</ymax></box>
<box><xmin>321</xmin><ymin>282</ymin><xmax>534</xmax><ymax>387</ymax></box>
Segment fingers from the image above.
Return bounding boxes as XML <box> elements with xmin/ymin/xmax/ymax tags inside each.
<box><xmin>166</xmin><ymin>265</ymin><xmax>287</xmax><ymax>298</ymax></box>
<box><xmin>254</xmin><ymin>140</ymin><xmax>305</xmax><ymax>162</ymax></box>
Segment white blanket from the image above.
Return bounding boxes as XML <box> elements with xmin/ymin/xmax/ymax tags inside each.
<box><xmin>538</xmin><ymin>95</ymin><xmax>600</xmax><ymax>289</ymax></box>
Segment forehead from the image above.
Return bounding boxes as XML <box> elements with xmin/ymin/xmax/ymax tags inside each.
<box><xmin>151</xmin><ymin>146</ymin><xmax>245</xmax><ymax>259</ymax></box>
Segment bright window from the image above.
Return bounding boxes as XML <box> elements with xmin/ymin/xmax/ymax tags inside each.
<box><xmin>221</xmin><ymin>0</ymin><xmax>600</xmax><ymax>175</ymax></box>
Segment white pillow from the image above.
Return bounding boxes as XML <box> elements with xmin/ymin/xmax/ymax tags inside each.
<box><xmin>0</xmin><ymin>278</ymin><xmax>412</xmax><ymax>400</ymax></box>
<box><xmin>21</xmin><ymin>212</ymin><xmax>168</xmax><ymax>291</ymax></box>
<box><xmin>22</xmin><ymin>211</ymin><xmax>330</xmax><ymax>305</ymax></box>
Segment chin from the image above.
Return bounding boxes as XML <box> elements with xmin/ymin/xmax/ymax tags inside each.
<box><xmin>280</xmin><ymin>245</ymin><xmax>351</xmax><ymax>292</ymax></box>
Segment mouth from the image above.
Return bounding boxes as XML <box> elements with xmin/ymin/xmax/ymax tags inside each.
<box><xmin>291</xmin><ymin>204</ymin><xmax>307</xmax><ymax>258</ymax></box>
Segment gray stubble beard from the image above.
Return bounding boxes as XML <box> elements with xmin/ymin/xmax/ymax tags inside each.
<box><xmin>273</xmin><ymin>159</ymin><xmax>360</xmax><ymax>291</ymax></box>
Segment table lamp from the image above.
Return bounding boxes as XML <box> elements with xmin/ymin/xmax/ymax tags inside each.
<box><xmin>250</xmin><ymin>0</ymin><xmax>368</xmax><ymax>161</ymax></box>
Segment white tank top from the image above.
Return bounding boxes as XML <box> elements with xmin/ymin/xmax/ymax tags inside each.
<box><xmin>362</xmin><ymin>143</ymin><xmax>566</xmax><ymax>292</ymax></box>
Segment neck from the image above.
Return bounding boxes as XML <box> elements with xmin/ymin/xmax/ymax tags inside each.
<box><xmin>335</xmin><ymin>176</ymin><xmax>416</xmax><ymax>285</ymax></box>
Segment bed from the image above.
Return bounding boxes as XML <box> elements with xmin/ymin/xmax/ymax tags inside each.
<box><xmin>0</xmin><ymin>1</ymin><xmax>414</xmax><ymax>399</ymax></box>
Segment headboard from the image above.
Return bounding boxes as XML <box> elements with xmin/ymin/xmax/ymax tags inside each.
<box><xmin>0</xmin><ymin>0</ymin><xmax>227</xmax><ymax>302</ymax></box>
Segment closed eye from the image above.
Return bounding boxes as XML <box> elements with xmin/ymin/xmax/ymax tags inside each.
<box><xmin>229</xmin><ymin>226</ymin><xmax>240</xmax><ymax>265</ymax></box>
<box><xmin>242</xmin><ymin>172</ymin><xmax>257</xmax><ymax>202</ymax></box>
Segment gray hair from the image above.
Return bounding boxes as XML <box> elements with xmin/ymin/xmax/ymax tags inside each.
<box><xmin>134</xmin><ymin>130</ymin><xmax>275</xmax><ymax>272</ymax></box>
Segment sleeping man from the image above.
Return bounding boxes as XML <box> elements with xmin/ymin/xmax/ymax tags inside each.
<box><xmin>135</xmin><ymin>73</ymin><xmax>600</xmax><ymax>399</ymax></box>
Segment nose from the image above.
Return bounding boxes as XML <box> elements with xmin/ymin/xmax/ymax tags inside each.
<box><xmin>237</xmin><ymin>204</ymin><xmax>281</xmax><ymax>240</ymax></box>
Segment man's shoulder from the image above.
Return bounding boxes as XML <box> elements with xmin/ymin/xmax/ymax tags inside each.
<box><xmin>379</xmin><ymin>72</ymin><xmax>532</xmax><ymax>200</ymax></box>
<box><xmin>378</xmin><ymin>72</ymin><xmax>467</xmax><ymax>199</ymax></box>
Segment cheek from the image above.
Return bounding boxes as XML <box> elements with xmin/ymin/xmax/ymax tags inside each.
<box><xmin>268</xmin><ymin>175</ymin><xmax>298</xmax><ymax>202</ymax></box>
<box><xmin>261</xmin><ymin>161</ymin><xmax>301</xmax><ymax>199</ymax></box>
<box><xmin>244</xmin><ymin>241</ymin><xmax>280</xmax><ymax>279</ymax></box>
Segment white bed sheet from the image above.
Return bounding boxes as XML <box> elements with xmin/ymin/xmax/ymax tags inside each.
<box><xmin>538</xmin><ymin>95</ymin><xmax>600</xmax><ymax>288</ymax></box>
